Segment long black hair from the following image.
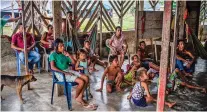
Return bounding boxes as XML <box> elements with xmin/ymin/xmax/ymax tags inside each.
<box><xmin>54</xmin><ymin>38</ymin><xmax>64</xmax><ymax>52</ymax></box>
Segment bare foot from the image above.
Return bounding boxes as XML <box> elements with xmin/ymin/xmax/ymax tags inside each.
<box><xmin>116</xmin><ymin>87</ymin><xmax>123</xmax><ymax>92</ymax></box>
<box><xmin>168</xmin><ymin>102</ymin><xmax>176</xmax><ymax>108</ymax></box>
<box><xmin>75</xmin><ymin>98</ymin><xmax>88</xmax><ymax>106</ymax></box>
<box><xmin>127</xmin><ymin>95</ymin><xmax>131</xmax><ymax>100</ymax></box>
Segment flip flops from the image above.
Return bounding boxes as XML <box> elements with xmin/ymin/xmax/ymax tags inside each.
<box><xmin>83</xmin><ymin>103</ymin><xmax>98</xmax><ymax>110</ymax></box>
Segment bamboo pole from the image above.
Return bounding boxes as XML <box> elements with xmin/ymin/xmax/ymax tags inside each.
<box><xmin>157</xmin><ymin>1</ymin><xmax>172</xmax><ymax>111</ymax></box>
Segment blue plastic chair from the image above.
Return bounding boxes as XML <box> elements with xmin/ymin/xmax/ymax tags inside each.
<box><xmin>49</xmin><ymin>58</ymin><xmax>88</xmax><ymax>110</ymax></box>
<box><xmin>14</xmin><ymin>47</ymin><xmax>41</xmax><ymax>76</ymax></box>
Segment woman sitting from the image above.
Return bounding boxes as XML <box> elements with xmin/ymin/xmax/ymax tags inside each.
<box><xmin>109</xmin><ymin>26</ymin><xmax>128</xmax><ymax>67</ymax></box>
<box><xmin>49</xmin><ymin>38</ymin><xmax>91</xmax><ymax>107</ymax></box>
<box><xmin>40</xmin><ymin>24</ymin><xmax>54</xmax><ymax>54</ymax></box>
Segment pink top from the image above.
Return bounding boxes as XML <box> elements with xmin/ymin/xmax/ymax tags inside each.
<box><xmin>110</xmin><ymin>34</ymin><xmax>125</xmax><ymax>50</ymax></box>
<box><xmin>12</xmin><ymin>32</ymin><xmax>35</xmax><ymax>52</ymax></box>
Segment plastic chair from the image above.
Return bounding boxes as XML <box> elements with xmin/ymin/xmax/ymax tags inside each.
<box><xmin>14</xmin><ymin>46</ymin><xmax>41</xmax><ymax>76</ymax></box>
<box><xmin>49</xmin><ymin>58</ymin><xmax>88</xmax><ymax>110</ymax></box>
<box><xmin>105</xmin><ymin>39</ymin><xmax>130</xmax><ymax>65</ymax></box>
<box><xmin>38</xmin><ymin>41</ymin><xmax>50</xmax><ymax>72</ymax></box>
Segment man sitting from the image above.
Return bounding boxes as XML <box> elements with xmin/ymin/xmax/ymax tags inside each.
<box><xmin>11</xmin><ymin>23</ymin><xmax>40</xmax><ymax>74</ymax></box>
<box><xmin>176</xmin><ymin>40</ymin><xmax>195</xmax><ymax>77</ymax></box>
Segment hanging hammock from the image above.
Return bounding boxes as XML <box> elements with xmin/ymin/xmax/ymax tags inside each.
<box><xmin>187</xmin><ymin>25</ymin><xmax>207</xmax><ymax>59</ymax></box>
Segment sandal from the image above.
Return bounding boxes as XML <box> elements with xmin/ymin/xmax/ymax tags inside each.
<box><xmin>83</xmin><ymin>104</ymin><xmax>97</xmax><ymax>110</ymax></box>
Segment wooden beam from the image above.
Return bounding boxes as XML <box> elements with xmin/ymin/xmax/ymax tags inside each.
<box><xmin>77</xmin><ymin>1</ymin><xmax>91</xmax><ymax>21</ymax></box>
<box><xmin>113</xmin><ymin>1</ymin><xmax>121</xmax><ymax>12</ymax></box>
<box><xmin>170</xmin><ymin>1</ymin><xmax>179</xmax><ymax>72</ymax></box>
<box><xmin>157</xmin><ymin>1</ymin><xmax>172</xmax><ymax>111</ymax></box>
<box><xmin>109</xmin><ymin>1</ymin><xmax>120</xmax><ymax>17</ymax></box>
<box><xmin>123</xmin><ymin>1</ymin><xmax>131</xmax><ymax>11</ymax></box>
<box><xmin>102</xmin><ymin>4</ymin><xmax>116</xmax><ymax>30</ymax></box>
<box><xmin>102</xmin><ymin>10</ymin><xmax>114</xmax><ymax>31</ymax></box>
<box><xmin>123</xmin><ymin>1</ymin><xmax>135</xmax><ymax>16</ymax></box>
<box><xmin>120</xmin><ymin>1</ymin><xmax>123</xmax><ymax>27</ymax></box>
<box><xmin>77</xmin><ymin>1</ymin><xmax>86</xmax><ymax>13</ymax></box>
<box><xmin>78</xmin><ymin>1</ymin><xmax>97</xmax><ymax>29</ymax></box>
<box><xmin>102</xmin><ymin>19</ymin><xmax>111</xmax><ymax>31</ymax></box>
<box><xmin>67</xmin><ymin>1</ymin><xmax>72</xmax><ymax>9</ymax></box>
<box><xmin>135</xmin><ymin>1</ymin><xmax>139</xmax><ymax>53</ymax></box>
<box><xmin>31</xmin><ymin>1</ymin><xmax>34</xmax><ymax>37</ymax></box>
<box><xmin>83</xmin><ymin>4</ymin><xmax>99</xmax><ymax>32</ymax></box>
<box><xmin>62</xmin><ymin>1</ymin><xmax>70</xmax><ymax>12</ymax></box>
<box><xmin>34</xmin><ymin>24</ymin><xmax>41</xmax><ymax>37</ymax></box>
<box><xmin>33</xmin><ymin>1</ymin><xmax>48</xmax><ymax>26</ymax></box>
<box><xmin>178</xmin><ymin>1</ymin><xmax>186</xmax><ymax>39</ymax></box>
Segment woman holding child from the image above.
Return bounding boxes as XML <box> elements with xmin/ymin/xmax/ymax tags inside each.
<box><xmin>49</xmin><ymin>38</ymin><xmax>97</xmax><ymax>110</ymax></box>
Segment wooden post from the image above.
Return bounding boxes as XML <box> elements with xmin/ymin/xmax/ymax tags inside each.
<box><xmin>31</xmin><ymin>1</ymin><xmax>34</xmax><ymax>36</ymax></box>
<box><xmin>99</xmin><ymin>1</ymin><xmax>103</xmax><ymax>57</ymax></box>
<box><xmin>11</xmin><ymin>1</ymin><xmax>15</xmax><ymax>30</ymax></box>
<box><xmin>178</xmin><ymin>1</ymin><xmax>186</xmax><ymax>40</ymax></box>
<box><xmin>135</xmin><ymin>1</ymin><xmax>139</xmax><ymax>53</ymax></box>
<box><xmin>170</xmin><ymin>1</ymin><xmax>179</xmax><ymax>72</ymax></box>
<box><xmin>156</xmin><ymin>1</ymin><xmax>172</xmax><ymax>111</ymax></box>
<box><xmin>52</xmin><ymin>1</ymin><xmax>63</xmax><ymax>96</ymax></box>
<box><xmin>21</xmin><ymin>1</ymin><xmax>29</xmax><ymax>89</ymax></box>
<box><xmin>139</xmin><ymin>1</ymin><xmax>144</xmax><ymax>11</ymax></box>
<box><xmin>120</xmin><ymin>1</ymin><xmax>123</xmax><ymax>27</ymax></box>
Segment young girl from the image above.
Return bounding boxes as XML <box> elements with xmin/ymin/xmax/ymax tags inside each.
<box><xmin>123</xmin><ymin>55</ymin><xmax>141</xmax><ymax>86</ymax></box>
<box><xmin>75</xmin><ymin>48</ymin><xmax>93</xmax><ymax>98</ymax></box>
<box><xmin>128</xmin><ymin>68</ymin><xmax>176</xmax><ymax>108</ymax></box>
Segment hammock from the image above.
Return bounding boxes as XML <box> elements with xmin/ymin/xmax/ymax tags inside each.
<box><xmin>187</xmin><ymin>26</ymin><xmax>207</xmax><ymax>59</ymax></box>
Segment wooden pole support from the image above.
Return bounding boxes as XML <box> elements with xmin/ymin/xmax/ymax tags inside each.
<box><xmin>52</xmin><ymin>1</ymin><xmax>63</xmax><ymax>96</ymax></box>
<box><xmin>156</xmin><ymin>1</ymin><xmax>172</xmax><ymax>111</ymax></box>
<box><xmin>99</xmin><ymin>1</ymin><xmax>103</xmax><ymax>57</ymax></box>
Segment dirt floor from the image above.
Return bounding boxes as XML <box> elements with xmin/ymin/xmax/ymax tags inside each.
<box><xmin>1</xmin><ymin>38</ymin><xmax>207</xmax><ymax>111</ymax></box>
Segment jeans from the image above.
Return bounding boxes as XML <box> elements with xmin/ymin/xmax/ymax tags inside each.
<box><xmin>19</xmin><ymin>51</ymin><xmax>41</xmax><ymax>70</ymax></box>
<box><xmin>176</xmin><ymin>59</ymin><xmax>195</xmax><ymax>73</ymax></box>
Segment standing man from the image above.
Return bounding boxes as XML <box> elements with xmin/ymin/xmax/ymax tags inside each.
<box><xmin>11</xmin><ymin>23</ymin><xmax>40</xmax><ymax>74</ymax></box>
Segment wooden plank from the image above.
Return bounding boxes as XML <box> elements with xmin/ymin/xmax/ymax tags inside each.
<box><xmin>138</xmin><ymin>11</ymin><xmax>163</xmax><ymax>20</ymax></box>
<box><xmin>102</xmin><ymin>19</ymin><xmax>111</xmax><ymax>31</ymax></box>
<box><xmin>109</xmin><ymin>1</ymin><xmax>120</xmax><ymax>17</ymax></box>
<box><xmin>137</xmin><ymin>20</ymin><xmax>163</xmax><ymax>29</ymax></box>
<box><xmin>78</xmin><ymin>1</ymin><xmax>97</xmax><ymax>29</ymax></box>
<box><xmin>61</xmin><ymin>7</ymin><xmax>66</xmax><ymax>16</ymax></box>
<box><xmin>33</xmin><ymin>1</ymin><xmax>48</xmax><ymax>26</ymax></box>
<box><xmin>77</xmin><ymin>1</ymin><xmax>91</xmax><ymax>21</ymax></box>
<box><xmin>77</xmin><ymin>1</ymin><xmax>86</xmax><ymax>13</ymax></box>
<box><xmin>178</xmin><ymin>1</ymin><xmax>186</xmax><ymax>39</ymax></box>
<box><xmin>102</xmin><ymin>9</ymin><xmax>114</xmax><ymax>31</ymax></box>
<box><xmin>157</xmin><ymin>1</ymin><xmax>172</xmax><ymax>111</ymax></box>
<box><xmin>83</xmin><ymin>5</ymin><xmax>99</xmax><ymax>32</ymax></box>
<box><xmin>170</xmin><ymin>1</ymin><xmax>179</xmax><ymax>72</ymax></box>
<box><xmin>67</xmin><ymin>1</ymin><xmax>72</xmax><ymax>9</ymax></box>
<box><xmin>123</xmin><ymin>1</ymin><xmax>131</xmax><ymax>11</ymax></box>
<box><xmin>83</xmin><ymin>11</ymin><xmax>98</xmax><ymax>32</ymax></box>
<box><xmin>123</xmin><ymin>1</ymin><xmax>135</xmax><ymax>16</ymax></box>
<box><xmin>138</xmin><ymin>29</ymin><xmax>162</xmax><ymax>38</ymax></box>
<box><xmin>102</xmin><ymin>4</ymin><xmax>116</xmax><ymax>30</ymax></box>
<box><xmin>135</xmin><ymin>1</ymin><xmax>139</xmax><ymax>52</ymax></box>
<box><xmin>113</xmin><ymin>1</ymin><xmax>121</xmax><ymax>12</ymax></box>
<box><xmin>62</xmin><ymin>1</ymin><xmax>70</xmax><ymax>12</ymax></box>
<box><xmin>120</xmin><ymin>1</ymin><xmax>123</xmax><ymax>27</ymax></box>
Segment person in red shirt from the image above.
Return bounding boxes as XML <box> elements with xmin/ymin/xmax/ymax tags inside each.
<box><xmin>11</xmin><ymin>23</ymin><xmax>40</xmax><ymax>74</ymax></box>
<box><xmin>40</xmin><ymin>24</ymin><xmax>54</xmax><ymax>54</ymax></box>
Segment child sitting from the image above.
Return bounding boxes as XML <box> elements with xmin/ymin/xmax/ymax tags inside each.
<box><xmin>96</xmin><ymin>55</ymin><xmax>123</xmax><ymax>93</ymax></box>
<box><xmin>123</xmin><ymin>55</ymin><xmax>141</xmax><ymax>86</ymax></box>
<box><xmin>128</xmin><ymin>67</ymin><xmax>176</xmax><ymax>108</ymax></box>
<box><xmin>167</xmin><ymin>68</ymin><xmax>206</xmax><ymax>93</ymax></box>
<box><xmin>75</xmin><ymin>48</ymin><xmax>93</xmax><ymax>98</ymax></box>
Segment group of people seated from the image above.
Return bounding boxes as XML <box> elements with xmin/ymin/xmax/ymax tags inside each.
<box><xmin>10</xmin><ymin>11</ymin><xmax>206</xmax><ymax>110</ymax></box>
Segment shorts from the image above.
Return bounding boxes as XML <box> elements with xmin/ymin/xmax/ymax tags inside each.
<box><xmin>132</xmin><ymin>97</ymin><xmax>147</xmax><ymax>107</ymax></box>
<box><xmin>54</xmin><ymin>69</ymin><xmax>81</xmax><ymax>82</ymax></box>
<box><xmin>107</xmin><ymin>80</ymin><xmax>115</xmax><ymax>86</ymax></box>
<box><xmin>110</xmin><ymin>47</ymin><xmax>124</xmax><ymax>55</ymax></box>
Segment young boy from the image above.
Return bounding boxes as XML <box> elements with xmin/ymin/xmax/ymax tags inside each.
<box><xmin>96</xmin><ymin>55</ymin><xmax>123</xmax><ymax>93</ymax></box>
<box><xmin>167</xmin><ymin>68</ymin><xmax>206</xmax><ymax>93</ymax></box>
